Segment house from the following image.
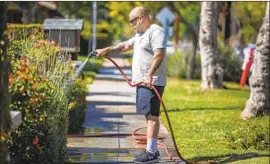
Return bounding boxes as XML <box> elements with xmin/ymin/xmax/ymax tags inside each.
<box><xmin>7</xmin><ymin>1</ymin><xmax>63</xmax><ymax>23</ymax></box>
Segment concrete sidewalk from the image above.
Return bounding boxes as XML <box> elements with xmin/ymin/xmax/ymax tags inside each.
<box><xmin>68</xmin><ymin>54</ymin><xmax>178</xmax><ymax>164</ymax></box>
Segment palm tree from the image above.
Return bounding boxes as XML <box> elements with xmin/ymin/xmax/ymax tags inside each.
<box><xmin>199</xmin><ymin>2</ymin><xmax>223</xmax><ymax>89</ymax></box>
<box><xmin>241</xmin><ymin>2</ymin><xmax>270</xmax><ymax>120</ymax></box>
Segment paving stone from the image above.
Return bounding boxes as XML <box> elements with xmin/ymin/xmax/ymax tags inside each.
<box><xmin>68</xmin><ymin>137</ymin><xmax>119</xmax><ymax>148</ymax></box>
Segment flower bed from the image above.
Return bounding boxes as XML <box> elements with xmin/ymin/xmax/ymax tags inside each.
<box><xmin>6</xmin><ymin>24</ymin><xmax>88</xmax><ymax>163</ymax></box>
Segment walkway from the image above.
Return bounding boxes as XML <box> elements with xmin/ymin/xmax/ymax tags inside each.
<box><xmin>68</xmin><ymin>54</ymin><xmax>178</xmax><ymax>163</ymax></box>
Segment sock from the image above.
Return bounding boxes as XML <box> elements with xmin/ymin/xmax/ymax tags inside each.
<box><xmin>146</xmin><ymin>138</ymin><xmax>158</xmax><ymax>154</ymax></box>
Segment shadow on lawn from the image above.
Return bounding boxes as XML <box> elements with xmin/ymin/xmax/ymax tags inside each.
<box><xmin>220</xmin><ymin>153</ymin><xmax>269</xmax><ymax>163</ymax></box>
<box><xmin>189</xmin><ymin>152</ymin><xmax>268</xmax><ymax>164</ymax></box>
<box><xmin>163</xmin><ymin>106</ymin><xmax>242</xmax><ymax>113</ymax></box>
<box><xmin>223</xmin><ymin>86</ymin><xmax>250</xmax><ymax>92</ymax></box>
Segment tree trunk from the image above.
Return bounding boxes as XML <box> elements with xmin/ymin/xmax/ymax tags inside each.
<box><xmin>0</xmin><ymin>1</ymin><xmax>11</xmax><ymax>135</ymax></box>
<box><xmin>199</xmin><ymin>2</ymin><xmax>223</xmax><ymax>89</ymax></box>
<box><xmin>186</xmin><ymin>32</ymin><xmax>198</xmax><ymax>79</ymax></box>
<box><xmin>0</xmin><ymin>2</ymin><xmax>11</xmax><ymax>163</ymax></box>
<box><xmin>167</xmin><ymin>2</ymin><xmax>181</xmax><ymax>52</ymax></box>
<box><xmin>224</xmin><ymin>2</ymin><xmax>231</xmax><ymax>41</ymax></box>
<box><xmin>173</xmin><ymin>14</ymin><xmax>180</xmax><ymax>52</ymax></box>
<box><xmin>241</xmin><ymin>2</ymin><xmax>270</xmax><ymax>120</ymax></box>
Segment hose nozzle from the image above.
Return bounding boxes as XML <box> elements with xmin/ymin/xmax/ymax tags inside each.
<box><xmin>73</xmin><ymin>50</ymin><xmax>98</xmax><ymax>79</ymax></box>
<box><xmin>87</xmin><ymin>50</ymin><xmax>98</xmax><ymax>58</ymax></box>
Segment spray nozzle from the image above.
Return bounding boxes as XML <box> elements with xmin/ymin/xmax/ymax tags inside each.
<box><xmin>88</xmin><ymin>50</ymin><xmax>98</xmax><ymax>58</ymax></box>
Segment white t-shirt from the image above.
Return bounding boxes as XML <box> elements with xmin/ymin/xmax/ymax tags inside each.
<box><xmin>127</xmin><ymin>24</ymin><xmax>167</xmax><ymax>86</ymax></box>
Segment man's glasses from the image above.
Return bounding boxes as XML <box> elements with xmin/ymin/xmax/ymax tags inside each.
<box><xmin>129</xmin><ymin>15</ymin><xmax>143</xmax><ymax>25</ymax></box>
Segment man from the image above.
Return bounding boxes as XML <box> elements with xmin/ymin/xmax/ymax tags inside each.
<box><xmin>96</xmin><ymin>6</ymin><xmax>167</xmax><ymax>163</ymax></box>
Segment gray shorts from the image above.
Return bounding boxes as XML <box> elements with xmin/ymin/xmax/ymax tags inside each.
<box><xmin>136</xmin><ymin>86</ymin><xmax>165</xmax><ymax>117</ymax></box>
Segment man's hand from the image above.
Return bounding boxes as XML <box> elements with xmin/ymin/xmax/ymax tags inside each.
<box><xmin>143</xmin><ymin>73</ymin><xmax>153</xmax><ymax>88</ymax></box>
<box><xmin>96</xmin><ymin>48</ymin><xmax>109</xmax><ymax>57</ymax></box>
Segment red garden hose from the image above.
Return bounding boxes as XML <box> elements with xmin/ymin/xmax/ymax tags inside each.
<box><xmin>105</xmin><ymin>56</ymin><xmax>188</xmax><ymax>164</ymax></box>
<box><xmin>69</xmin><ymin>51</ymin><xmax>213</xmax><ymax>164</ymax></box>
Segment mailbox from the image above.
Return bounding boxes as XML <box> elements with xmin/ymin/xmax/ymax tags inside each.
<box><xmin>43</xmin><ymin>19</ymin><xmax>83</xmax><ymax>52</ymax></box>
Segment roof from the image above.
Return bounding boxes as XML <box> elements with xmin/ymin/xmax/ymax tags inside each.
<box><xmin>38</xmin><ymin>2</ymin><xmax>57</xmax><ymax>10</ymax></box>
<box><xmin>43</xmin><ymin>19</ymin><xmax>83</xmax><ymax>30</ymax></box>
<box><xmin>8</xmin><ymin>2</ymin><xmax>57</xmax><ymax>11</ymax></box>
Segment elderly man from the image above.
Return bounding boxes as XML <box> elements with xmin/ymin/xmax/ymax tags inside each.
<box><xmin>96</xmin><ymin>6</ymin><xmax>167</xmax><ymax>163</ymax></box>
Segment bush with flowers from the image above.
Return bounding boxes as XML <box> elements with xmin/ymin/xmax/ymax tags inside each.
<box><xmin>6</xmin><ymin>24</ymin><xmax>88</xmax><ymax>163</ymax></box>
<box><xmin>67</xmin><ymin>78</ymin><xmax>88</xmax><ymax>133</ymax></box>
<box><xmin>8</xmin><ymin>59</ymin><xmax>66</xmax><ymax>163</ymax></box>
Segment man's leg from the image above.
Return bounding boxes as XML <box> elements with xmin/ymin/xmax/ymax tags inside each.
<box><xmin>146</xmin><ymin>114</ymin><xmax>159</xmax><ymax>153</ymax></box>
<box><xmin>146</xmin><ymin>114</ymin><xmax>160</xmax><ymax>138</ymax></box>
<box><xmin>134</xmin><ymin>86</ymin><xmax>164</xmax><ymax>163</ymax></box>
<box><xmin>134</xmin><ymin>114</ymin><xmax>160</xmax><ymax>163</ymax></box>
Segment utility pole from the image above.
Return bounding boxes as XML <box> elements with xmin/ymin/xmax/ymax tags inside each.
<box><xmin>92</xmin><ymin>1</ymin><xmax>97</xmax><ymax>51</ymax></box>
<box><xmin>92</xmin><ymin>1</ymin><xmax>97</xmax><ymax>65</ymax></box>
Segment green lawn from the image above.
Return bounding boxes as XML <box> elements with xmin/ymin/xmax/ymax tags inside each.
<box><xmin>160</xmin><ymin>78</ymin><xmax>269</xmax><ymax>163</ymax></box>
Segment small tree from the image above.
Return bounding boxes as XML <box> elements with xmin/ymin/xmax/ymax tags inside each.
<box><xmin>241</xmin><ymin>2</ymin><xmax>270</xmax><ymax>120</ymax></box>
<box><xmin>167</xmin><ymin>2</ymin><xmax>200</xmax><ymax>80</ymax></box>
<box><xmin>199</xmin><ymin>2</ymin><xmax>224</xmax><ymax>89</ymax></box>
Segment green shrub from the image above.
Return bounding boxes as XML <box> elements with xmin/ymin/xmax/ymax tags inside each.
<box><xmin>167</xmin><ymin>52</ymin><xmax>186</xmax><ymax>78</ymax></box>
<box><xmin>67</xmin><ymin>79</ymin><xmax>88</xmax><ymax>134</ymax></box>
<box><xmin>167</xmin><ymin>41</ymin><xmax>242</xmax><ymax>82</ymax></box>
<box><xmin>167</xmin><ymin>51</ymin><xmax>201</xmax><ymax>79</ymax></box>
<box><xmin>219</xmin><ymin>41</ymin><xmax>243</xmax><ymax>82</ymax></box>
<box><xmin>222</xmin><ymin>53</ymin><xmax>242</xmax><ymax>82</ymax></box>
<box><xmin>225</xmin><ymin>117</ymin><xmax>269</xmax><ymax>151</ymax></box>
<box><xmin>192</xmin><ymin>53</ymin><xmax>201</xmax><ymax>79</ymax></box>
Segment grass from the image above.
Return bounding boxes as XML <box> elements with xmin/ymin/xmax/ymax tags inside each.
<box><xmin>77</xmin><ymin>54</ymin><xmax>103</xmax><ymax>84</ymax></box>
<box><xmin>159</xmin><ymin>78</ymin><xmax>269</xmax><ymax>163</ymax></box>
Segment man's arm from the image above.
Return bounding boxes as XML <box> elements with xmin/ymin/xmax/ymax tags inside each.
<box><xmin>96</xmin><ymin>41</ymin><xmax>133</xmax><ymax>57</ymax></box>
<box><xmin>143</xmin><ymin>48</ymin><xmax>165</xmax><ymax>87</ymax></box>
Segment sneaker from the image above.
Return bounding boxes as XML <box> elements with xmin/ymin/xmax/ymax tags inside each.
<box><xmin>133</xmin><ymin>150</ymin><xmax>160</xmax><ymax>164</ymax></box>
<box><xmin>133</xmin><ymin>149</ymin><xmax>147</xmax><ymax>159</ymax></box>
